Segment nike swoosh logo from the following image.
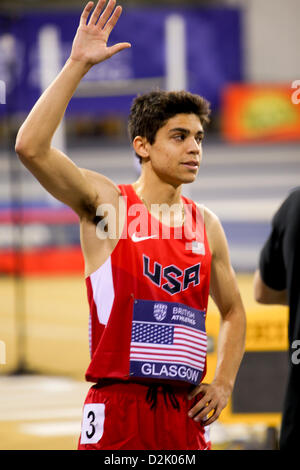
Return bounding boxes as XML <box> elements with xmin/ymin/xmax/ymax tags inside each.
<box><xmin>131</xmin><ymin>233</ymin><xmax>158</xmax><ymax>242</ymax></box>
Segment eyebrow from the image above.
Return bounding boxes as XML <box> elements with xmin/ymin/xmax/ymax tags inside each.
<box><xmin>168</xmin><ymin>127</ymin><xmax>204</xmax><ymax>137</ymax></box>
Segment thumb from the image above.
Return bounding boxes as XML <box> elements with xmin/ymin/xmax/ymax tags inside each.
<box><xmin>107</xmin><ymin>42</ymin><xmax>131</xmax><ymax>58</ymax></box>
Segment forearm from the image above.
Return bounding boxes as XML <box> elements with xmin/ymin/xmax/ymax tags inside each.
<box><xmin>213</xmin><ymin>304</ymin><xmax>246</xmax><ymax>393</ymax></box>
<box><xmin>16</xmin><ymin>58</ymin><xmax>90</xmax><ymax>157</ymax></box>
<box><xmin>254</xmin><ymin>269</ymin><xmax>288</xmax><ymax>305</ymax></box>
<box><xmin>187</xmin><ymin>303</ymin><xmax>246</xmax><ymax>425</ymax></box>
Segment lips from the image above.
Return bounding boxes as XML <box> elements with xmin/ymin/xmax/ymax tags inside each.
<box><xmin>181</xmin><ymin>161</ymin><xmax>199</xmax><ymax>169</ymax></box>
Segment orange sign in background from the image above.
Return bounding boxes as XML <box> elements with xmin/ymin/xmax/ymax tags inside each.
<box><xmin>221</xmin><ymin>84</ymin><xmax>300</xmax><ymax>143</ymax></box>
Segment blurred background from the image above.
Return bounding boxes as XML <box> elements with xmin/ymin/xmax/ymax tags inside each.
<box><xmin>0</xmin><ymin>0</ymin><xmax>299</xmax><ymax>450</ymax></box>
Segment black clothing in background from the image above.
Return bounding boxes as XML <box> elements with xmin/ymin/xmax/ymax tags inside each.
<box><xmin>259</xmin><ymin>187</ymin><xmax>300</xmax><ymax>450</ymax></box>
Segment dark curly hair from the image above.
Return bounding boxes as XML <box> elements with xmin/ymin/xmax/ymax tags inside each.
<box><xmin>128</xmin><ymin>90</ymin><xmax>211</xmax><ymax>162</ymax></box>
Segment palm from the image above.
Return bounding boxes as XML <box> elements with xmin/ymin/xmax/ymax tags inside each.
<box><xmin>72</xmin><ymin>27</ymin><xmax>109</xmax><ymax>64</ymax></box>
<box><xmin>70</xmin><ymin>0</ymin><xmax>131</xmax><ymax>66</ymax></box>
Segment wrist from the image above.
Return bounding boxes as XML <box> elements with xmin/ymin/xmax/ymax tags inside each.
<box><xmin>212</xmin><ymin>377</ymin><xmax>233</xmax><ymax>396</ymax></box>
<box><xmin>66</xmin><ymin>56</ymin><xmax>92</xmax><ymax>77</ymax></box>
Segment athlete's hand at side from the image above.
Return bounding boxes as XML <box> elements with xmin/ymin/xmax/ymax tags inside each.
<box><xmin>187</xmin><ymin>381</ymin><xmax>231</xmax><ymax>426</ymax></box>
<box><xmin>70</xmin><ymin>0</ymin><xmax>131</xmax><ymax>68</ymax></box>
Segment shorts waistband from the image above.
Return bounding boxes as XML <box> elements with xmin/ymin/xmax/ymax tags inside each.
<box><xmin>94</xmin><ymin>378</ymin><xmax>190</xmax><ymax>391</ymax></box>
<box><xmin>93</xmin><ymin>379</ymin><xmax>191</xmax><ymax>411</ymax></box>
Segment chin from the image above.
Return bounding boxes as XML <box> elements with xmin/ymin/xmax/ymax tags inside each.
<box><xmin>161</xmin><ymin>170</ymin><xmax>197</xmax><ymax>187</ymax></box>
<box><xmin>181</xmin><ymin>174</ymin><xmax>197</xmax><ymax>184</ymax></box>
<box><xmin>170</xmin><ymin>174</ymin><xmax>196</xmax><ymax>186</ymax></box>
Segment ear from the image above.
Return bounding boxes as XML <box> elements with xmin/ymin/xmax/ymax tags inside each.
<box><xmin>132</xmin><ymin>136</ymin><xmax>151</xmax><ymax>162</ymax></box>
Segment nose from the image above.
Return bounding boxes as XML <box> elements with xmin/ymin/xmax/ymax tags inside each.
<box><xmin>187</xmin><ymin>137</ymin><xmax>201</xmax><ymax>154</ymax></box>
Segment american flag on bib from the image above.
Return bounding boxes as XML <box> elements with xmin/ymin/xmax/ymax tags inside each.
<box><xmin>130</xmin><ymin>321</ymin><xmax>207</xmax><ymax>370</ymax></box>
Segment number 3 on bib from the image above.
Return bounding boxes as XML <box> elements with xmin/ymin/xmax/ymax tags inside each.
<box><xmin>80</xmin><ymin>403</ymin><xmax>105</xmax><ymax>444</ymax></box>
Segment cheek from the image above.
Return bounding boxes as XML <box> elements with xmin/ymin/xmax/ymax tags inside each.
<box><xmin>151</xmin><ymin>145</ymin><xmax>174</xmax><ymax>168</ymax></box>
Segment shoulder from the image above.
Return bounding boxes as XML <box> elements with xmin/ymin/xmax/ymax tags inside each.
<box><xmin>277</xmin><ymin>187</ymin><xmax>300</xmax><ymax>213</ymax></box>
<box><xmin>288</xmin><ymin>186</ymin><xmax>300</xmax><ymax>202</ymax></box>
<box><xmin>272</xmin><ymin>187</ymin><xmax>300</xmax><ymax>231</ymax></box>
<box><xmin>195</xmin><ymin>202</ymin><xmax>219</xmax><ymax>226</ymax></box>
<box><xmin>196</xmin><ymin>203</ymin><xmax>228</xmax><ymax>258</ymax></box>
<box><xmin>202</xmin><ymin>205</ymin><xmax>220</xmax><ymax>230</ymax></box>
<box><xmin>284</xmin><ymin>187</ymin><xmax>300</xmax><ymax>216</ymax></box>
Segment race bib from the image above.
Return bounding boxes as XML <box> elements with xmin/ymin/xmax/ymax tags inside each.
<box><xmin>80</xmin><ymin>403</ymin><xmax>105</xmax><ymax>444</ymax></box>
<box><xmin>129</xmin><ymin>299</ymin><xmax>207</xmax><ymax>385</ymax></box>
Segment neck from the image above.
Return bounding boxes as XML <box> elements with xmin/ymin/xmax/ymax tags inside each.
<box><xmin>132</xmin><ymin>172</ymin><xmax>185</xmax><ymax>227</ymax></box>
<box><xmin>132</xmin><ymin>172</ymin><xmax>182</xmax><ymax>207</ymax></box>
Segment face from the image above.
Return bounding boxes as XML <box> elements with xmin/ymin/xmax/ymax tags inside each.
<box><xmin>143</xmin><ymin>113</ymin><xmax>204</xmax><ymax>186</ymax></box>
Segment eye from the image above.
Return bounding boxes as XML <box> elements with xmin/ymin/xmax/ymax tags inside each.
<box><xmin>195</xmin><ymin>135</ymin><xmax>204</xmax><ymax>144</ymax></box>
<box><xmin>173</xmin><ymin>134</ymin><xmax>185</xmax><ymax>141</ymax></box>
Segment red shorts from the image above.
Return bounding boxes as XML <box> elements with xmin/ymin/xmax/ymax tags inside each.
<box><xmin>78</xmin><ymin>381</ymin><xmax>211</xmax><ymax>450</ymax></box>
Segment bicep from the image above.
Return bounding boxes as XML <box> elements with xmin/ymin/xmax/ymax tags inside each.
<box><xmin>19</xmin><ymin>147</ymin><xmax>100</xmax><ymax>218</ymax></box>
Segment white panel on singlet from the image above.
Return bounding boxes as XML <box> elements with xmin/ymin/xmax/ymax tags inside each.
<box><xmin>90</xmin><ymin>257</ymin><xmax>115</xmax><ymax>325</ymax></box>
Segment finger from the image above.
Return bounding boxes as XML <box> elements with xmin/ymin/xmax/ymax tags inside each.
<box><xmin>187</xmin><ymin>383</ymin><xmax>207</xmax><ymax>400</ymax></box>
<box><xmin>188</xmin><ymin>396</ymin><xmax>211</xmax><ymax>418</ymax></box>
<box><xmin>103</xmin><ymin>5</ymin><xmax>123</xmax><ymax>36</ymax></box>
<box><xmin>79</xmin><ymin>1</ymin><xmax>94</xmax><ymax>26</ymax></box>
<box><xmin>194</xmin><ymin>401</ymin><xmax>217</xmax><ymax>423</ymax></box>
<box><xmin>201</xmin><ymin>406</ymin><xmax>221</xmax><ymax>426</ymax></box>
<box><xmin>107</xmin><ymin>42</ymin><xmax>131</xmax><ymax>58</ymax></box>
<box><xmin>97</xmin><ymin>0</ymin><xmax>116</xmax><ymax>29</ymax></box>
<box><xmin>88</xmin><ymin>0</ymin><xmax>106</xmax><ymax>25</ymax></box>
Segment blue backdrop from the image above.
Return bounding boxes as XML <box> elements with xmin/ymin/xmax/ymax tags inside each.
<box><xmin>0</xmin><ymin>7</ymin><xmax>242</xmax><ymax>117</ymax></box>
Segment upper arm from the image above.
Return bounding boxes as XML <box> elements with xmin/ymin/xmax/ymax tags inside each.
<box><xmin>256</xmin><ymin>200</ymin><xmax>289</xmax><ymax>304</ymax></box>
<box><xmin>205</xmin><ymin>208</ymin><xmax>244</xmax><ymax>318</ymax></box>
<box><xmin>17</xmin><ymin>146</ymin><xmax>118</xmax><ymax>219</ymax></box>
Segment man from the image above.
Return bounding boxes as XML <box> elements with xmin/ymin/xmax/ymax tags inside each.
<box><xmin>15</xmin><ymin>0</ymin><xmax>246</xmax><ymax>450</ymax></box>
<box><xmin>254</xmin><ymin>187</ymin><xmax>300</xmax><ymax>450</ymax></box>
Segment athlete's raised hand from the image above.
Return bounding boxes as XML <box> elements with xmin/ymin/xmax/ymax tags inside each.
<box><xmin>70</xmin><ymin>0</ymin><xmax>131</xmax><ymax>67</ymax></box>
